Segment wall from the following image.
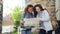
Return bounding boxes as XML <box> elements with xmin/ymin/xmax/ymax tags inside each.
<box><xmin>26</xmin><ymin>0</ymin><xmax>56</xmax><ymax>21</ymax></box>
<box><xmin>55</xmin><ymin>0</ymin><xmax>60</xmax><ymax>20</ymax></box>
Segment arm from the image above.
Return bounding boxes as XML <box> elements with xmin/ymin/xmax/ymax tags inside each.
<box><xmin>20</xmin><ymin>13</ymin><xmax>29</xmax><ymax>28</ymax></box>
<box><xmin>20</xmin><ymin>13</ymin><xmax>25</xmax><ymax>28</ymax></box>
<box><xmin>39</xmin><ymin>10</ymin><xmax>50</xmax><ymax>22</ymax></box>
<box><xmin>21</xmin><ymin>13</ymin><xmax>25</xmax><ymax>20</ymax></box>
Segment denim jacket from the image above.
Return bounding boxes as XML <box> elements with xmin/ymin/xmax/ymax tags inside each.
<box><xmin>21</xmin><ymin>11</ymin><xmax>34</xmax><ymax>30</ymax></box>
<box><xmin>21</xmin><ymin>11</ymin><xmax>34</xmax><ymax>20</ymax></box>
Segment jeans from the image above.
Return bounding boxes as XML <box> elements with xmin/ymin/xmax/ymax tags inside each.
<box><xmin>21</xmin><ymin>29</ymin><xmax>31</xmax><ymax>34</ymax></box>
<box><xmin>39</xmin><ymin>29</ymin><xmax>46</xmax><ymax>34</ymax></box>
<box><xmin>39</xmin><ymin>29</ymin><xmax>53</xmax><ymax>34</ymax></box>
<box><xmin>47</xmin><ymin>30</ymin><xmax>53</xmax><ymax>34</ymax></box>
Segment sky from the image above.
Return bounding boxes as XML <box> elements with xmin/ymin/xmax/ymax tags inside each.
<box><xmin>3</xmin><ymin>0</ymin><xmax>26</xmax><ymax>19</ymax></box>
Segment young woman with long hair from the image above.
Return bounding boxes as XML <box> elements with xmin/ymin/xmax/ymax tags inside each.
<box><xmin>34</xmin><ymin>4</ymin><xmax>53</xmax><ymax>34</ymax></box>
<box><xmin>21</xmin><ymin>4</ymin><xmax>34</xmax><ymax>34</ymax></box>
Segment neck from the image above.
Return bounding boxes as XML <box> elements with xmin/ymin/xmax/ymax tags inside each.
<box><xmin>38</xmin><ymin>11</ymin><xmax>41</xmax><ymax>14</ymax></box>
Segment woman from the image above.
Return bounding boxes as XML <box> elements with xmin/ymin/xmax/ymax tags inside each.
<box><xmin>34</xmin><ymin>4</ymin><xmax>53</xmax><ymax>34</ymax></box>
<box><xmin>21</xmin><ymin>4</ymin><xmax>34</xmax><ymax>34</ymax></box>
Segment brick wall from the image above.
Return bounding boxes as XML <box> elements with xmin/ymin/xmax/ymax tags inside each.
<box><xmin>26</xmin><ymin>0</ymin><xmax>56</xmax><ymax>21</ymax></box>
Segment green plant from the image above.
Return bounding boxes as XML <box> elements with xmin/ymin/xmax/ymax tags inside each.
<box><xmin>10</xmin><ymin>6</ymin><xmax>22</xmax><ymax>34</ymax></box>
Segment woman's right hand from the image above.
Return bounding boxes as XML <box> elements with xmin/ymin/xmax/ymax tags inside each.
<box><xmin>37</xmin><ymin>27</ymin><xmax>41</xmax><ymax>30</ymax></box>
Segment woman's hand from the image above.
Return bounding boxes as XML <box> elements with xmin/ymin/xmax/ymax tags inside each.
<box><xmin>37</xmin><ymin>27</ymin><xmax>41</xmax><ymax>30</ymax></box>
<box><xmin>31</xmin><ymin>27</ymin><xmax>40</xmax><ymax>32</ymax></box>
<box><xmin>20</xmin><ymin>20</ymin><xmax>25</xmax><ymax>24</ymax></box>
<box><xmin>39</xmin><ymin>20</ymin><xmax>42</xmax><ymax>24</ymax></box>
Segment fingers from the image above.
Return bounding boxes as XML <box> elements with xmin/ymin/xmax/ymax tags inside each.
<box><xmin>20</xmin><ymin>20</ymin><xmax>25</xmax><ymax>24</ymax></box>
<box><xmin>39</xmin><ymin>20</ymin><xmax>42</xmax><ymax>24</ymax></box>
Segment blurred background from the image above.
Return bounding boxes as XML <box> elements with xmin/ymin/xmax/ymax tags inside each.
<box><xmin>1</xmin><ymin>0</ymin><xmax>60</xmax><ymax>34</ymax></box>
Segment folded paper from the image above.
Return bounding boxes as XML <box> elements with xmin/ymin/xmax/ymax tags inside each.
<box><xmin>23</xmin><ymin>18</ymin><xmax>40</xmax><ymax>27</ymax></box>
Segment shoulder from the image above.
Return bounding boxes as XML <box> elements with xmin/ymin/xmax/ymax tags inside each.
<box><xmin>23</xmin><ymin>11</ymin><xmax>29</xmax><ymax>15</ymax></box>
<box><xmin>42</xmin><ymin>10</ymin><xmax>49</xmax><ymax>16</ymax></box>
<box><xmin>43</xmin><ymin>10</ymin><xmax>48</xmax><ymax>12</ymax></box>
<box><xmin>42</xmin><ymin>10</ymin><xmax>48</xmax><ymax>14</ymax></box>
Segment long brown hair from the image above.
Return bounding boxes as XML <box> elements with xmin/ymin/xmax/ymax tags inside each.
<box><xmin>33</xmin><ymin>4</ymin><xmax>44</xmax><ymax>17</ymax></box>
<box><xmin>24</xmin><ymin>4</ymin><xmax>33</xmax><ymax>12</ymax></box>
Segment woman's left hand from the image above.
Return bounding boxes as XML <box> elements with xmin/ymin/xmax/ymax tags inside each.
<box><xmin>39</xmin><ymin>20</ymin><xmax>42</xmax><ymax>24</ymax></box>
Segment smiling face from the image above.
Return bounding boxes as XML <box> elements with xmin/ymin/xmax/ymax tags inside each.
<box><xmin>28</xmin><ymin>7</ymin><xmax>33</xmax><ymax>13</ymax></box>
<box><xmin>36</xmin><ymin>7</ymin><xmax>41</xmax><ymax>13</ymax></box>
